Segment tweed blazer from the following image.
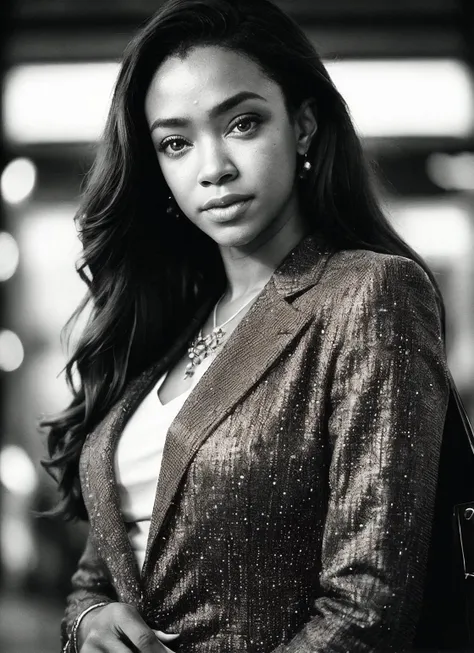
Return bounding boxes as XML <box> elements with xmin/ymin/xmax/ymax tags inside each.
<box><xmin>62</xmin><ymin>232</ymin><xmax>451</xmax><ymax>652</ymax></box>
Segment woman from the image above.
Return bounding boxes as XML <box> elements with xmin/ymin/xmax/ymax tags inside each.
<box><xmin>41</xmin><ymin>0</ymin><xmax>455</xmax><ymax>651</ymax></box>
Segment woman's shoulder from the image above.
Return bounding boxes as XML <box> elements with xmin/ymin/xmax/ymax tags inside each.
<box><xmin>329</xmin><ymin>247</ymin><xmax>427</xmax><ymax>277</ymax></box>
<box><xmin>307</xmin><ymin>247</ymin><xmax>444</xmax><ymax>352</ymax></box>
<box><xmin>322</xmin><ymin>248</ymin><xmax>433</xmax><ymax>294</ymax></box>
<box><xmin>311</xmin><ymin>247</ymin><xmax>438</xmax><ymax>317</ymax></box>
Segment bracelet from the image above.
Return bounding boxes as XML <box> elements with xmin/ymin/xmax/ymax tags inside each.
<box><xmin>69</xmin><ymin>602</ymin><xmax>109</xmax><ymax>653</ymax></box>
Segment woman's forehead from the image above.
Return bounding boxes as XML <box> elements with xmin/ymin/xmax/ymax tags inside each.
<box><xmin>145</xmin><ymin>45</ymin><xmax>279</xmax><ymax>118</ymax></box>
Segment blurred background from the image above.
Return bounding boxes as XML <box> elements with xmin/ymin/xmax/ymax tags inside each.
<box><xmin>0</xmin><ymin>0</ymin><xmax>473</xmax><ymax>651</ymax></box>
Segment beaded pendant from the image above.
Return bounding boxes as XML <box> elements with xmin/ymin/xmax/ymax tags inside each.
<box><xmin>183</xmin><ymin>287</ymin><xmax>264</xmax><ymax>380</ymax></box>
<box><xmin>184</xmin><ymin>326</ymin><xmax>225</xmax><ymax>379</ymax></box>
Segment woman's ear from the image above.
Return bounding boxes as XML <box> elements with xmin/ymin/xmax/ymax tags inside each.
<box><xmin>294</xmin><ymin>99</ymin><xmax>318</xmax><ymax>155</ymax></box>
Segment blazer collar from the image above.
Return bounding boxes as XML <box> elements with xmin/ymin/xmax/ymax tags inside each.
<box><xmin>81</xmin><ymin>230</ymin><xmax>336</xmax><ymax>603</ymax></box>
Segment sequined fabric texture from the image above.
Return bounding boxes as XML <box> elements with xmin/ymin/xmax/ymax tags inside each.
<box><xmin>61</xmin><ymin>232</ymin><xmax>450</xmax><ymax>652</ymax></box>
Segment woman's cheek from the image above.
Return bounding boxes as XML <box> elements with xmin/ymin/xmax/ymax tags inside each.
<box><xmin>161</xmin><ymin>165</ymin><xmax>192</xmax><ymax>211</ymax></box>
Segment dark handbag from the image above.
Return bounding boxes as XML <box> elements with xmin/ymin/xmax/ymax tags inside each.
<box><xmin>451</xmin><ymin>375</ymin><xmax>474</xmax><ymax>648</ymax></box>
<box><xmin>414</xmin><ymin>372</ymin><xmax>474</xmax><ymax>650</ymax></box>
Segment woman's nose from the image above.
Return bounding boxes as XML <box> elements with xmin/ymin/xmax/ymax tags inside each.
<box><xmin>197</xmin><ymin>144</ymin><xmax>238</xmax><ymax>187</ymax></box>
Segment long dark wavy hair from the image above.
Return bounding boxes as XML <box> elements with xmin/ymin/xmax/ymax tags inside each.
<box><xmin>40</xmin><ymin>0</ymin><xmax>446</xmax><ymax>521</ymax></box>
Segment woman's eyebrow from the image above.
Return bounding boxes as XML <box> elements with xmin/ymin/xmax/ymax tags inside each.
<box><xmin>150</xmin><ymin>90</ymin><xmax>268</xmax><ymax>132</ymax></box>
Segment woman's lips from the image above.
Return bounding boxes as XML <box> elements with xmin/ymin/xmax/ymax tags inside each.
<box><xmin>203</xmin><ymin>197</ymin><xmax>253</xmax><ymax>222</ymax></box>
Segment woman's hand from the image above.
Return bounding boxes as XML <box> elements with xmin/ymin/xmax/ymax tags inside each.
<box><xmin>77</xmin><ymin>602</ymin><xmax>180</xmax><ymax>652</ymax></box>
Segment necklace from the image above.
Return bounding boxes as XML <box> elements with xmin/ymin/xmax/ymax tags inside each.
<box><xmin>184</xmin><ymin>290</ymin><xmax>260</xmax><ymax>379</ymax></box>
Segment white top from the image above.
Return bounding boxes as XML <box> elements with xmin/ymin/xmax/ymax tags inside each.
<box><xmin>114</xmin><ymin>354</ymin><xmax>216</xmax><ymax>571</ymax></box>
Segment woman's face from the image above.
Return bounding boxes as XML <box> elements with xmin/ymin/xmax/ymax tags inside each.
<box><xmin>145</xmin><ymin>45</ymin><xmax>312</xmax><ymax>249</ymax></box>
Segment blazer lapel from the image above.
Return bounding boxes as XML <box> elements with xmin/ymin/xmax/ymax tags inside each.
<box><xmin>141</xmin><ymin>231</ymin><xmax>335</xmax><ymax>580</ymax></box>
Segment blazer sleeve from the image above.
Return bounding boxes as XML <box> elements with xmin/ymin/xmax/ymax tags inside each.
<box><xmin>60</xmin><ymin>531</ymin><xmax>118</xmax><ymax>648</ymax></box>
<box><xmin>271</xmin><ymin>256</ymin><xmax>450</xmax><ymax>652</ymax></box>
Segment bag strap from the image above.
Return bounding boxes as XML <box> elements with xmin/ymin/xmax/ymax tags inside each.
<box><xmin>448</xmin><ymin>370</ymin><xmax>474</xmax><ymax>456</ymax></box>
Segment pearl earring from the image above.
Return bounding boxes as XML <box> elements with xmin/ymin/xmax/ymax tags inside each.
<box><xmin>298</xmin><ymin>152</ymin><xmax>312</xmax><ymax>180</ymax></box>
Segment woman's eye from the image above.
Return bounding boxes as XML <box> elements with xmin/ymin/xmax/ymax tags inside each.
<box><xmin>158</xmin><ymin>137</ymin><xmax>189</xmax><ymax>156</ymax></box>
<box><xmin>230</xmin><ymin>116</ymin><xmax>261</xmax><ymax>135</ymax></box>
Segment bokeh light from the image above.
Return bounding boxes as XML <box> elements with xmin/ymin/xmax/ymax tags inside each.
<box><xmin>0</xmin><ymin>158</ymin><xmax>37</xmax><ymax>205</ymax></box>
<box><xmin>391</xmin><ymin>201</ymin><xmax>473</xmax><ymax>258</ymax></box>
<box><xmin>427</xmin><ymin>152</ymin><xmax>474</xmax><ymax>191</ymax></box>
<box><xmin>327</xmin><ymin>59</ymin><xmax>474</xmax><ymax>137</ymax></box>
<box><xmin>0</xmin><ymin>445</ymin><xmax>38</xmax><ymax>496</ymax></box>
<box><xmin>4</xmin><ymin>62</ymin><xmax>119</xmax><ymax>143</ymax></box>
<box><xmin>0</xmin><ymin>231</ymin><xmax>20</xmax><ymax>281</ymax></box>
<box><xmin>0</xmin><ymin>330</ymin><xmax>25</xmax><ymax>372</ymax></box>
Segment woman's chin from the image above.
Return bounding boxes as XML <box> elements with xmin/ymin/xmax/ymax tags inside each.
<box><xmin>209</xmin><ymin>228</ymin><xmax>264</xmax><ymax>250</ymax></box>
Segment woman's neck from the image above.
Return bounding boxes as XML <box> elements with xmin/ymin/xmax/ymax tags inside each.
<box><xmin>218</xmin><ymin>209</ymin><xmax>310</xmax><ymax>301</ymax></box>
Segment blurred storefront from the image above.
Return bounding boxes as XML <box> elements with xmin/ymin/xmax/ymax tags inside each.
<box><xmin>0</xmin><ymin>0</ymin><xmax>473</xmax><ymax>651</ymax></box>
